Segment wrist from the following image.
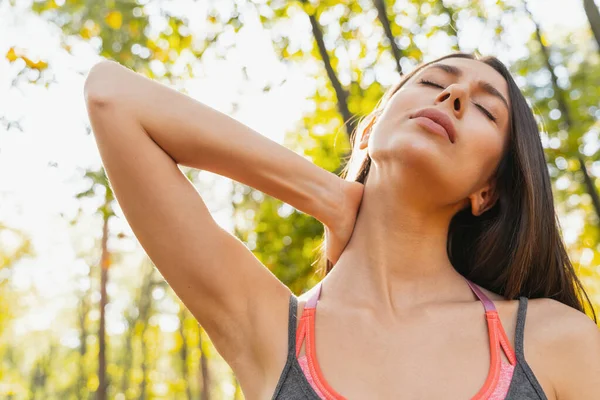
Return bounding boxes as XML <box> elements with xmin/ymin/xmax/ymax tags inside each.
<box><xmin>316</xmin><ymin>175</ymin><xmax>348</xmax><ymax>228</ymax></box>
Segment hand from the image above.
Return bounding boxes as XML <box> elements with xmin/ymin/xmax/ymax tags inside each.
<box><xmin>323</xmin><ymin>180</ymin><xmax>365</xmax><ymax>266</ymax></box>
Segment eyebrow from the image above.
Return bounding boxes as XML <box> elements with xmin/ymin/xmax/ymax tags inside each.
<box><xmin>425</xmin><ymin>63</ymin><xmax>509</xmax><ymax>111</ymax></box>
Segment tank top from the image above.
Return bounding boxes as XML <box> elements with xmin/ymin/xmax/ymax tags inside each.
<box><xmin>271</xmin><ymin>278</ymin><xmax>548</xmax><ymax>399</ymax></box>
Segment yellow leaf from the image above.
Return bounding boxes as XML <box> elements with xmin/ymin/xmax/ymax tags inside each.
<box><xmin>23</xmin><ymin>57</ymin><xmax>48</xmax><ymax>70</ymax></box>
<box><xmin>168</xmin><ymin>34</ymin><xmax>180</xmax><ymax>49</ymax></box>
<box><xmin>81</xmin><ymin>20</ymin><xmax>100</xmax><ymax>39</ymax></box>
<box><xmin>80</xmin><ymin>26</ymin><xmax>92</xmax><ymax>39</ymax></box>
<box><xmin>105</xmin><ymin>11</ymin><xmax>123</xmax><ymax>29</ymax></box>
<box><xmin>87</xmin><ymin>375</ymin><xmax>99</xmax><ymax>391</ymax></box>
<box><xmin>154</xmin><ymin>48</ymin><xmax>169</xmax><ymax>63</ymax></box>
<box><xmin>4</xmin><ymin>48</ymin><xmax>48</xmax><ymax>70</ymax></box>
<box><xmin>302</xmin><ymin>2</ymin><xmax>316</xmax><ymax>15</ymax></box>
<box><xmin>5</xmin><ymin>47</ymin><xmax>18</xmax><ymax>62</ymax></box>
<box><xmin>180</xmin><ymin>35</ymin><xmax>192</xmax><ymax>49</ymax></box>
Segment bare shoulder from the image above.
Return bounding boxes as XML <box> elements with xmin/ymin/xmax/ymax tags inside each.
<box><xmin>526</xmin><ymin>297</ymin><xmax>598</xmax><ymax>345</ymax></box>
<box><xmin>526</xmin><ymin>297</ymin><xmax>600</xmax><ymax>400</ymax></box>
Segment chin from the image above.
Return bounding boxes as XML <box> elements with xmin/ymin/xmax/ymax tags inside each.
<box><xmin>369</xmin><ymin>139</ymin><xmax>452</xmax><ymax>192</ymax></box>
<box><xmin>371</xmin><ymin>131</ymin><xmax>447</xmax><ymax>165</ymax></box>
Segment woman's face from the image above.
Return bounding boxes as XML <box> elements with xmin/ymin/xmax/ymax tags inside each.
<box><xmin>361</xmin><ymin>57</ymin><xmax>511</xmax><ymax>214</ymax></box>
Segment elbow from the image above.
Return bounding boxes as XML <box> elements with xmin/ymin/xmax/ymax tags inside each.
<box><xmin>83</xmin><ymin>60</ymin><xmax>120</xmax><ymax>106</ymax></box>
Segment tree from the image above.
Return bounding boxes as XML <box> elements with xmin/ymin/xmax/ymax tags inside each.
<box><xmin>584</xmin><ymin>0</ymin><xmax>600</xmax><ymax>52</ymax></box>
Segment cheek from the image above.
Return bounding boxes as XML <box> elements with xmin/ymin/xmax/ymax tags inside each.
<box><xmin>368</xmin><ymin>89</ymin><xmax>427</xmax><ymax>142</ymax></box>
<box><xmin>455</xmin><ymin>129</ymin><xmax>505</xmax><ymax>184</ymax></box>
<box><xmin>384</xmin><ymin>87</ymin><xmax>427</xmax><ymax>118</ymax></box>
<box><xmin>478</xmin><ymin>131</ymin><xmax>505</xmax><ymax>170</ymax></box>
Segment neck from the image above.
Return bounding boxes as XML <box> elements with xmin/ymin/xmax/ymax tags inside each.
<box><xmin>324</xmin><ymin>163</ymin><xmax>472</xmax><ymax>313</ymax></box>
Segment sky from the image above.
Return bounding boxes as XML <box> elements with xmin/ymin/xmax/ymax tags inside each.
<box><xmin>0</xmin><ymin>0</ymin><xmax>593</xmax><ymax>345</ymax></box>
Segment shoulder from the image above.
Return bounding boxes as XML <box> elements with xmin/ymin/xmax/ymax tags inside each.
<box><xmin>526</xmin><ymin>297</ymin><xmax>597</xmax><ymax>344</ymax></box>
<box><xmin>526</xmin><ymin>298</ymin><xmax>600</xmax><ymax>399</ymax></box>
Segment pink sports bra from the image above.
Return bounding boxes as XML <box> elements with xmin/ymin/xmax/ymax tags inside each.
<box><xmin>294</xmin><ymin>278</ymin><xmax>517</xmax><ymax>400</ymax></box>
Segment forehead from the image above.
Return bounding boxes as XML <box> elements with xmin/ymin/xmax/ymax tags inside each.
<box><xmin>414</xmin><ymin>58</ymin><xmax>509</xmax><ymax>105</ymax></box>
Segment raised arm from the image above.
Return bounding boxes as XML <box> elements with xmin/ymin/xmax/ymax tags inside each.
<box><xmin>83</xmin><ymin>60</ymin><xmax>345</xmax><ymax>398</ymax></box>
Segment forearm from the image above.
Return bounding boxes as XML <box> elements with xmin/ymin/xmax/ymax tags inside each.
<box><xmin>83</xmin><ymin>60</ymin><xmax>343</xmax><ymax>227</ymax></box>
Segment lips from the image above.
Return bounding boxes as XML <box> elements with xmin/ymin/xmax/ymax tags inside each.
<box><xmin>410</xmin><ymin>108</ymin><xmax>457</xmax><ymax>143</ymax></box>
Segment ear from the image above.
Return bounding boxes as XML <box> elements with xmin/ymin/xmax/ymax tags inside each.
<box><xmin>358</xmin><ymin>116</ymin><xmax>377</xmax><ymax>150</ymax></box>
<box><xmin>468</xmin><ymin>179</ymin><xmax>499</xmax><ymax>216</ymax></box>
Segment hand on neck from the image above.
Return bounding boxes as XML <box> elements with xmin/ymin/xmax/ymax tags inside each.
<box><xmin>323</xmin><ymin>164</ymin><xmax>472</xmax><ymax>312</ymax></box>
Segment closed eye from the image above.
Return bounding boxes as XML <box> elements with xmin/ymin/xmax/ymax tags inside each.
<box><xmin>417</xmin><ymin>79</ymin><xmax>498</xmax><ymax>123</ymax></box>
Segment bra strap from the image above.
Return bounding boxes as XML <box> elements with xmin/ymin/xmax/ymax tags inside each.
<box><xmin>305</xmin><ymin>281</ymin><xmax>323</xmax><ymax>309</ymax></box>
<box><xmin>298</xmin><ymin>279</ymin><xmax>516</xmax><ymax>364</ymax></box>
<box><xmin>294</xmin><ymin>282</ymin><xmax>322</xmax><ymax>356</ymax></box>
<box><xmin>464</xmin><ymin>278</ymin><xmax>497</xmax><ymax>312</ymax></box>
<box><xmin>465</xmin><ymin>278</ymin><xmax>517</xmax><ymax>365</ymax></box>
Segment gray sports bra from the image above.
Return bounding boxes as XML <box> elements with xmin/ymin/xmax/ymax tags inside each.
<box><xmin>271</xmin><ymin>283</ymin><xmax>547</xmax><ymax>399</ymax></box>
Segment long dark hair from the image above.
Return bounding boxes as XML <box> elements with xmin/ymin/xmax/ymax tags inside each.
<box><xmin>315</xmin><ymin>52</ymin><xmax>597</xmax><ymax>322</ymax></box>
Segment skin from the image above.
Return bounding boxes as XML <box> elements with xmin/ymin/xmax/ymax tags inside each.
<box><xmin>84</xmin><ymin>58</ymin><xmax>600</xmax><ymax>400</ymax></box>
<box><xmin>270</xmin><ymin>58</ymin><xmax>600</xmax><ymax>399</ymax></box>
<box><xmin>323</xmin><ymin>57</ymin><xmax>512</xmax><ymax>333</ymax></box>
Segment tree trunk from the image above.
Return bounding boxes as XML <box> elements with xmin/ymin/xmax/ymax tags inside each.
<box><xmin>97</xmin><ymin>212</ymin><xmax>110</xmax><ymax>400</ymax></box>
<box><xmin>137</xmin><ymin>265</ymin><xmax>156</xmax><ymax>399</ymax></box>
<box><xmin>119</xmin><ymin>313</ymin><xmax>135</xmax><ymax>396</ymax></box>
<box><xmin>199</xmin><ymin>326</ymin><xmax>210</xmax><ymax>400</ymax></box>
<box><xmin>300</xmin><ymin>0</ymin><xmax>356</xmax><ymax>137</ymax></box>
<box><xmin>584</xmin><ymin>0</ymin><xmax>600</xmax><ymax>51</ymax></box>
<box><xmin>373</xmin><ymin>0</ymin><xmax>403</xmax><ymax>75</ymax></box>
<box><xmin>77</xmin><ymin>264</ymin><xmax>92</xmax><ymax>399</ymax></box>
<box><xmin>525</xmin><ymin>1</ymin><xmax>600</xmax><ymax>223</ymax></box>
<box><xmin>178</xmin><ymin>308</ymin><xmax>193</xmax><ymax>400</ymax></box>
<box><xmin>119</xmin><ymin>261</ymin><xmax>153</xmax><ymax>396</ymax></box>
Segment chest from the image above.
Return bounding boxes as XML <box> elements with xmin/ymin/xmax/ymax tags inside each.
<box><xmin>294</xmin><ymin>303</ymin><xmax>517</xmax><ymax>399</ymax></box>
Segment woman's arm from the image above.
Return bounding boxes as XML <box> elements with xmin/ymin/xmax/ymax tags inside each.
<box><xmin>83</xmin><ymin>60</ymin><xmax>347</xmax><ymax>398</ymax></box>
<box><xmin>84</xmin><ymin>60</ymin><xmax>343</xmax><ymax>227</ymax></box>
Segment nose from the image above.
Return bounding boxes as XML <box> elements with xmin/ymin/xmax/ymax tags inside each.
<box><xmin>435</xmin><ymin>83</ymin><xmax>469</xmax><ymax>118</ymax></box>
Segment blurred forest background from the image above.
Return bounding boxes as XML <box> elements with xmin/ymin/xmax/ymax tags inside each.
<box><xmin>2</xmin><ymin>0</ymin><xmax>600</xmax><ymax>398</ymax></box>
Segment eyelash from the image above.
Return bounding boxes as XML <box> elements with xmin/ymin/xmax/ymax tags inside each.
<box><xmin>417</xmin><ymin>79</ymin><xmax>498</xmax><ymax>122</ymax></box>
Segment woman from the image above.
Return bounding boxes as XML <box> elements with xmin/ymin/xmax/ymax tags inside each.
<box><xmin>83</xmin><ymin>52</ymin><xmax>600</xmax><ymax>399</ymax></box>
